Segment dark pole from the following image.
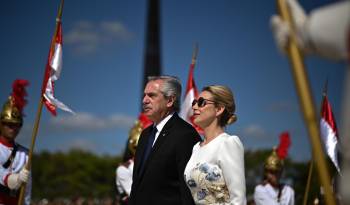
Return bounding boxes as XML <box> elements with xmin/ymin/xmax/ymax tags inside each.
<box><xmin>141</xmin><ymin>0</ymin><xmax>162</xmax><ymax>108</ymax></box>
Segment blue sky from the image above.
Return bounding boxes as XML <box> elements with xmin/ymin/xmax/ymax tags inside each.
<box><xmin>0</xmin><ymin>0</ymin><xmax>346</xmax><ymax>161</ymax></box>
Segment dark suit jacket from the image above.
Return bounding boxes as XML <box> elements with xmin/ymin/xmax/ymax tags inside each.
<box><xmin>129</xmin><ymin>113</ymin><xmax>201</xmax><ymax>205</ymax></box>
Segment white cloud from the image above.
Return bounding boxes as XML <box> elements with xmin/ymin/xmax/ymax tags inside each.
<box><xmin>17</xmin><ymin>112</ymin><xmax>135</xmax><ymax>139</ymax></box>
<box><xmin>65</xmin><ymin>20</ymin><xmax>133</xmax><ymax>55</ymax></box>
<box><xmin>16</xmin><ymin>112</ymin><xmax>135</xmax><ymax>154</ymax></box>
<box><xmin>48</xmin><ymin>112</ymin><xmax>135</xmax><ymax>133</ymax></box>
<box><xmin>242</xmin><ymin>124</ymin><xmax>269</xmax><ymax>139</ymax></box>
<box><xmin>49</xmin><ymin>137</ymin><xmax>126</xmax><ymax>156</ymax></box>
<box><xmin>100</xmin><ymin>21</ymin><xmax>131</xmax><ymax>41</ymax></box>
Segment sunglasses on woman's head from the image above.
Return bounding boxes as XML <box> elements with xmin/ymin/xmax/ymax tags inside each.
<box><xmin>192</xmin><ymin>97</ymin><xmax>216</xmax><ymax>108</ymax></box>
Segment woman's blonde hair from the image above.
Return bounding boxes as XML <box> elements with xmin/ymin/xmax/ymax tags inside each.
<box><xmin>202</xmin><ymin>85</ymin><xmax>237</xmax><ymax>126</ymax></box>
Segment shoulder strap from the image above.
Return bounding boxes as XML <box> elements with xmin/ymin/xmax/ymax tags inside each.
<box><xmin>2</xmin><ymin>143</ymin><xmax>18</xmax><ymax>168</ymax></box>
<box><xmin>277</xmin><ymin>183</ymin><xmax>285</xmax><ymax>202</ymax></box>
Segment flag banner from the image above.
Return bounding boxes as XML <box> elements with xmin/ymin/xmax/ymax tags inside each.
<box><xmin>42</xmin><ymin>21</ymin><xmax>74</xmax><ymax>116</ymax></box>
<box><xmin>179</xmin><ymin>61</ymin><xmax>203</xmax><ymax>134</ymax></box>
<box><xmin>320</xmin><ymin>94</ymin><xmax>340</xmax><ymax>172</ymax></box>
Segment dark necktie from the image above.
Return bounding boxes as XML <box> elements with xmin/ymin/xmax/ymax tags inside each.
<box><xmin>139</xmin><ymin>126</ymin><xmax>157</xmax><ymax>176</ymax></box>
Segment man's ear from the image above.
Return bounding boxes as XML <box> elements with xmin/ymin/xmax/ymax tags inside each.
<box><xmin>166</xmin><ymin>96</ymin><xmax>175</xmax><ymax>108</ymax></box>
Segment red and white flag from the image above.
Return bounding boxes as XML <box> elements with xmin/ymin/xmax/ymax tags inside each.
<box><xmin>42</xmin><ymin>21</ymin><xmax>74</xmax><ymax>116</ymax></box>
<box><xmin>320</xmin><ymin>94</ymin><xmax>340</xmax><ymax>172</ymax></box>
<box><xmin>179</xmin><ymin>55</ymin><xmax>203</xmax><ymax>134</ymax></box>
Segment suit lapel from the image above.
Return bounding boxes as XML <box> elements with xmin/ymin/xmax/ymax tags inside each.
<box><xmin>138</xmin><ymin>113</ymin><xmax>179</xmax><ymax>179</ymax></box>
<box><xmin>149</xmin><ymin>113</ymin><xmax>177</xmax><ymax>159</ymax></box>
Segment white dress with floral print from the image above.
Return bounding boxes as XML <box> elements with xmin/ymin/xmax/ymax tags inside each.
<box><xmin>184</xmin><ymin>133</ymin><xmax>246</xmax><ymax>205</ymax></box>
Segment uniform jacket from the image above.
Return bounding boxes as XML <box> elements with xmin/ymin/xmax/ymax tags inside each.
<box><xmin>0</xmin><ymin>139</ymin><xmax>31</xmax><ymax>205</ymax></box>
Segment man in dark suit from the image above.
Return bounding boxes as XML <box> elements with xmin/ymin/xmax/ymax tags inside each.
<box><xmin>129</xmin><ymin>76</ymin><xmax>201</xmax><ymax>205</ymax></box>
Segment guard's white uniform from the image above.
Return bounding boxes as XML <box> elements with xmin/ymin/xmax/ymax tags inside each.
<box><xmin>0</xmin><ymin>139</ymin><xmax>31</xmax><ymax>205</ymax></box>
<box><xmin>254</xmin><ymin>183</ymin><xmax>294</xmax><ymax>205</ymax></box>
<box><xmin>116</xmin><ymin>159</ymin><xmax>133</xmax><ymax>197</ymax></box>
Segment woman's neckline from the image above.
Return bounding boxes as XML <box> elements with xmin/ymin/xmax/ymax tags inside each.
<box><xmin>199</xmin><ymin>132</ymin><xmax>226</xmax><ymax>147</ymax></box>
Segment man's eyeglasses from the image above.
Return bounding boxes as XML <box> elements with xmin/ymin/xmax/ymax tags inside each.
<box><xmin>192</xmin><ymin>97</ymin><xmax>216</xmax><ymax>108</ymax></box>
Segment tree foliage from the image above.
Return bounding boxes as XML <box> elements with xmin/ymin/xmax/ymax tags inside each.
<box><xmin>32</xmin><ymin>149</ymin><xmax>122</xmax><ymax>200</ymax></box>
<box><xmin>32</xmin><ymin>149</ymin><xmax>325</xmax><ymax>204</ymax></box>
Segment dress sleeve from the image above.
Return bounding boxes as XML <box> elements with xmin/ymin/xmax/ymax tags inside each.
<box><xmin>218</xmin><ymin>135</ymin><xmax>246</xmax><ymax>205</ymax></box>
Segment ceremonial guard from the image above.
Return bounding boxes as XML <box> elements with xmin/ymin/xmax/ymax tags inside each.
<box><xmin>0</xmin><ymin>79</ymin><xmax>31</xmax><ymax>205</ymax></box>
<box><xmin>254</xmin><ymin>133</ymin><xmax>294</xmax><ymax>205</ymax></box>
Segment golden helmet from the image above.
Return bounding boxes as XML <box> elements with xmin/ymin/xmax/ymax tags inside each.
<box><xmin>264</xmin><ymin>132</ymin><xmax>291</xmax><ymax>172</ymax></box>
<box><xmin>264</xmin><ymin>147</ymin><xmax>284</xmax><ymax>172</ymax></box>
<box><xmin>128</xmin><ymin>120</ymin><xmax>143</xmax><ymax>155</ymax></box>
<box><xmin>1</xmin><ymin>79</ymin><xmax>29</xmax><ymax>125</ymax></box>
<box><xmin>0</xmin><ymin>96</ymin><xmax>23</xmax><ymax>125</ymax></box>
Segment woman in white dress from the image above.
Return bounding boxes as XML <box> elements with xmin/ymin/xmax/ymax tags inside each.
<box><xmin>184</xmin><ymin>85</ymin><xmax>246</xmax><ymax>205</ymax></box>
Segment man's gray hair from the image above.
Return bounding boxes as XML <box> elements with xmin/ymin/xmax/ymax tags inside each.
<box><xmin>148</xmin><ymin>75</ymin><xmax>182</xmax><ymax>112</ymax></box>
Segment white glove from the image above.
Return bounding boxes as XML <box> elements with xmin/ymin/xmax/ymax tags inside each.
<box><xmin>7</xmin><ymin>168</ymin><xmax>30</xmax><ymax>190</ymax></box>
<box><xmin>18</xmin><ymin>167</ymin><xmax>30</xmax><ymax>183</ymax></box>
<box><xmin>270</xmin><ymin>0</ymin><xmax>310</xmax><ymax>54</ymax></box>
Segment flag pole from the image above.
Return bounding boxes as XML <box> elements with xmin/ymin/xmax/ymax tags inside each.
<box><xmin>303</xmin><ymin>80</ymin><xmax>330</xmax><ymax>205</ymax></box>
<box><xmin>323</xmin><ymin>78</ymin><xmax>329</xmax><ymax>97</ymax></box>
<box><xmin>17</xmin><ymin>1</ymin><xmax>64</xmax><ymax>204</ymax></box>
<box><xmin>180</xmin><ymin>42</ymin><xmax>203</xmax><ymax>133</ymax></box>
<box><xmin>191</xmin><ymin>42</ymin><xmax>199</xmax><ymax>65</ymax></box>
<box><xmin>302</xmin><ymin>160</ymin><xmax>314</xmax><ymax>205</ymax></box>
<box><xmin>276</xmin><ymin>0</ymin><xmax>336</xmax><ymax>205</ymax></box>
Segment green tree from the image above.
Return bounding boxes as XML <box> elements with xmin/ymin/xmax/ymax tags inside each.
<box><xmin>32</xmin><ymin>149</ymin><xmax>122</xmax><ymax>201</ymax></box>
<box><xmin>31</xmin><ymin>148</ymin><xmax>325</xmax><ymax>204</ymax></box>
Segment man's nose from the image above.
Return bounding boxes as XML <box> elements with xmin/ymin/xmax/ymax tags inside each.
<box><xmin>143</xmin><ymin>95</ymin><xmax>149</xmax><ymax>104</ymax></box>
